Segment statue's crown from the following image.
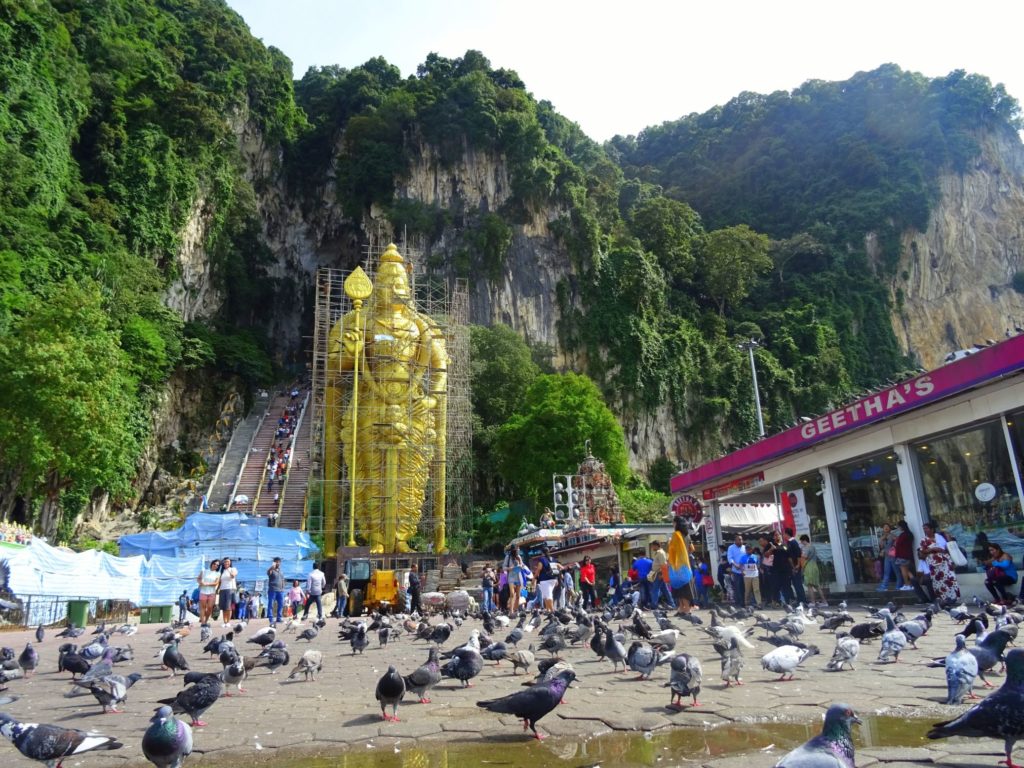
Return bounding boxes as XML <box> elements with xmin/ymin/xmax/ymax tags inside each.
<box><xmin>381</xmin><ymin>243</ymin><xmax>405</xmax><ymax>264</ymax></box>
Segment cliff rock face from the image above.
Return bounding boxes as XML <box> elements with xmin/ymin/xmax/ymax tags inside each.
<box><xmin>893</xmin><ymin>127</ymin><xmax>1024</xmax><ymax>368</ymax></box>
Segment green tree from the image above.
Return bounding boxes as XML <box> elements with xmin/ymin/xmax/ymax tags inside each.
<box><xmin>0</xmin><ymin>282</ymin><xmax>139</xmax><ymax>534</ymax></box>
<box><xmin>628</xmin><ymin>197</ymin><xmax>704</xmax><ymax>285</ymax></box>
<box><xmin>700</xmin><ymin>224</ymin><xmax>772</xmax><ymax>315</ymax></box>
<box><xmin>495</xmin><ymin>373</ymin><xmax>628</xmax><ymax>504</ymax></box>
<box><xmin>618</xmin><ymin>485</ymin><xmax>671</xmax><ymax>523</ymax></box>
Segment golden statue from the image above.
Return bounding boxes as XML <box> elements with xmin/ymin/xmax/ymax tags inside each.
<box><xmin>324</xmin><ymin>244</ymin><xmax>448</xmax><ymax>554</ymax></box>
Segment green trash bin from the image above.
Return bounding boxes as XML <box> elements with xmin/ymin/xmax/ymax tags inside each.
<box><xmin>155</xmin><ymin>605</ymin><xmax>173</xmax><ymax>623</ymax></box>
<box><xmin>67</xmin><ymin>600</ymin><xmax>89</xmax><ymax>628</ymax></box>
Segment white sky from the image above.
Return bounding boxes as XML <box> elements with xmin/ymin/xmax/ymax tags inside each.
<box><xmin>228</xmin><ymin>1</ymin><xmax>1024</xmax><ymax>142</ymax></box>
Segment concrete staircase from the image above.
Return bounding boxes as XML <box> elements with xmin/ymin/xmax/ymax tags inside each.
<box><xmin>205</xmin><ymin>392</ymin><xmax>270</xmax><ymax>510</ymax></box>
<box><xmin>231</xmin><ymin>393</ymin><xmax>292</xmax><ymax>515</ymax></box>
<box><xmin>277</xmin><ymin>396</ymin><xmax>312</xmax><ymax>530</ymax></box>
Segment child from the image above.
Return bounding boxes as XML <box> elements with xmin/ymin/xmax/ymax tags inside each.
<box><xmin>178</xmin><ymin>591</ymin><xmax>189</xmax><ymax>623</ymax></box>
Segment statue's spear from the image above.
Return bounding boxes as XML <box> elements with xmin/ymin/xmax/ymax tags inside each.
<box><xmin>344</xmin><ymin>266</ymin><xmax>373</xmax><ymax>547</ymax></box>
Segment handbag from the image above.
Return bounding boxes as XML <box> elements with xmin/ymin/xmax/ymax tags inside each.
<box><xmin>946</xmin><ymin>540</ymin><xmax>968</xmax><ymax>567</ymax></box>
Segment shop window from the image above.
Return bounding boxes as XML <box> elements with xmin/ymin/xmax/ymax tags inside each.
<box><xmin>778</xmin><ymin>474</ymin><xmax>835</xmax><ymax>584</ymax></box>
<box><xmin>914</xmin><ymin>418</ymin><xmax>1022</xmax><ymax>572</ymax></box>
<box><xmin>835</xmin><ymin>452</ymin><xmax>904</xmax><ymax>583</ymax></box>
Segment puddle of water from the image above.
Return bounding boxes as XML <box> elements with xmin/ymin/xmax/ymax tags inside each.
<box><xmin>235</xmin><ymin>715</ymin><xmax>933</xmax><ymax>768</ymax></box>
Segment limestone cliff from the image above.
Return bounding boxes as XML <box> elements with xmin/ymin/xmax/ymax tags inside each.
<box><xmin>893</xmin><ymin>127</ymin><xmax>1024</xmax><ymax>368</ymax></box>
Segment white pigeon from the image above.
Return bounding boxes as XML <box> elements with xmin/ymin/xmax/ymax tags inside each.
<box><xmin>706</xmin><ymin>623</ymin><xmax>755</xmax><ymax>650</ymax></box>
<box><xmin>493</xmin><ymin>615</ymin><xmax>510</xmax><ymax>627</ymax></box>
<box><xmin>761</xmin><ymin>645</ymin><xmax>819</xmax><ymax>680</ymax></box>
<box><xmin>877</xmin><ymin>615</ymin><xmax>908</xmax><ymax>663</ymax></box>
<box><xmin>825</xmin><ymin>633</ymin><xmax>860</xmax><ymax>671</ymax></box>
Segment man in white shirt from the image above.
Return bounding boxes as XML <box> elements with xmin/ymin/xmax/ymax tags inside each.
<box><xmin>302</xmin><ymin>562</ymin><xmax>327</xmax><ymax>620</ymax></box>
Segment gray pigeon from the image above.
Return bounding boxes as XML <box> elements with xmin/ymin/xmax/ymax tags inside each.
<box><xmin>604</xmin><ymin>627</ymin><xmax>628</xmax><ymax>672</ymax></box>
<box><xmin>440</xmin><ymin>647</ymin><xmax>483</xmax><ymax>687</ymax></box>
<box><xmin>296</xmin><ymin>627</ymin><xmax>318</xmax><ymax>643</ymax></box>
<box><xmin>142</xmin><ymin>705</ymin><xmax>193</xmax><ymax>768</ymax></box>
<box><xmin>928</xmin><ymin>648</ymin><xmax>1024</xmax><ymax>768</ymax></box>
<box><xmin>34</xmin><ymin>626</ymin><xmax>43</xmax><ymax>644</ymax></box>
<box><xmin>255</xmin><ymin>646</ymin><xmax>290</xmax><ymax>674</ymax></box>
<box><xmin>375</xmin><ymin>665</ymin><xmax>406</xmax><ymax>721</ymax></box>
<box><xmin>162</xmin><ymin>641</ymin><xmax>189</xmax><ymax>676</ymax></box>
<box><xmin>716</xmin><ymin>636</ymin><xmax>744</xmax><ymax>686</ymax></box>
<box><xmin>877</xmin><ymin>613</ymin><xmax>908</xmax><ymax>663</ymax></box>
<box><xmin>481</xmin><ymin>641</ymin><xmax>508</xmax><ymax>664</ymax></box>
<box><xmin>72</xmin><ymin>672</ymin><xmax>143</xmax><ymax>713</ymax></box>
<box><xmin>626</xmin><ymin>641</ymin><xmax>671</xmax><ymax>680</ymax></box>
<box><xmin>157</xmin><ymin>674</ymin><xmax>224</xmax><ymax>727</ymax></box>
<box><xmin>666</xmin><ymin>653</ymin><xmax>702</xmax><ymax>709</ymax></box>
<box><xmin>403</xmin><ymin>646</ymin><xmax>441</xmax><ymax>702</ymax></box>
<box><xmin>825</xmin><ymin>633</ymin><xmax>860</xmax><ymax>672</ymax></box>
<box><xmin>944</xmin><ymin>634</ymin><xmax>979</xmax><ymax>705</ymax></box>
<box><xmin>775</xmin><ymin>703</ymin><xmax>861</xmax><ymax>768</ymax></box>
<box><xmin>287</xmin><ymin>650</ymin><xmax>323</xmax><ymax>682</ymax></box>
<box><xmin>477</xmin><ymin>669</ymin><xmax>575</xmax><ymax>740</ymax></box>
<box><xmin>220</xmin><ymin>657</ymin><xmax>248</xmax><ymax>694</ymax></box>
<box><xmin>17</xmin><ymin>643</ymin><xmax>37</xmax><ymax>677</ymax></box>
<box><xmin>506</xmin><ymin>646</ymin><xmax>535</xmax><ymax>676</ymax></box>
<box><xmin>351</xmin><ymin>625</ymin><xmax>369</xmax><ymax>655</ymax></box>
<box><xmin>0</xmin><ymin>711</ymin><xmax>123</xmax><ymax>764</ymax></box>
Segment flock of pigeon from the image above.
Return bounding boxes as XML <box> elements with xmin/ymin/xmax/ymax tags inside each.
<box><xmin>0</xmin><ymin>590</ymin><xmax>1022</xmax><ymax>767</ymax></box>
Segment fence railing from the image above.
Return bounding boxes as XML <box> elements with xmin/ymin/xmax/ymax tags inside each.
<box><xmin>0</xmin><ymin>596</ymin><xmax>133</xmax><ymax>629</ymax></box>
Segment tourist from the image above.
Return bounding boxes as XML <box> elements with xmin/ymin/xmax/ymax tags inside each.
<box><xmin>785</xmin><ymin>528</ymin><xmax>806</xmax><ymax>604</ymax></box>
<box><xmin>579</xmin><ymin>556</ymin><xmax>597</xmax><ymax>609</ymax></box>
<box><xmin>408</xmin><ymin>564</ymin><xmax>422</xmax><ymax>615</ymax></box>
<box><xmin>742</xmin><ymin>547</ymin><xmax>762</xmax><ymax>607</ymax></box>
<box><xmin>481</xmin><ymin>565</ymin><xmax>495</xmax><ymax>613</ymax></box>
<box><xmin>877</xmin><ymin>523</ymin><xmax>903</xmax><ymax>591</ymax></box>
<box><xmin>196</xmin><ymin>558</ymin><xmax>221</xmax><ymax>626</ymax></box>
<box><xmin>532</xmin><ymin>544</ymin><xmax>559</xmax><ymax>612</ymax></box>
<box><xmin>334</xmin><ymin>569</ymin><xmax>349</xmax><ymax>618</ymax></box>
<box><xmin>302</xmin><ymin>561</ymin><xmax>327</xmax><ymax>620</ymax></box>
<box><xmin>771</xmin><ymin>530</ymin><xmax>796</xmax><ymax>604</ymax></box>
<box><xmin>287</xmin><ymin>580</ymin><xmax>305</xmax><ymax>617</ymax></box>
<box><xmin>984</xmin><ymin>543</ymin><xmax>1018</xmax><ymax>605</ymax></box>
<box><xmin>800</xmin><ymin>534</ymin><xmax>826</xmax><ymax>606</ymax></box>
<box><xmin>648</xmin><ymin>541</ymin><xmax>673</xmax><ymax>609</ymax></box>
<box><xmin>893</xmin><ymin>522</ymin><xmax>916</xmax><ymax>591</ymax></box>
<box><xmin>726</xmin><ymin>535</ymin><xmax>746</xmax><ymax>606</ymax></box>
<box><xmin>266</xmin><ymin>557</ymin><xmax>286</xmax><ymax>626</ymax></box>
<box><xmin>218</xmin><ymin>557</ymin><xmax>238</xmax><ymax>627</ymax></box>
<box><xmin>633</xmin><ymin>550</ymin><xmax>653</xmax><ymax>608</ymax></box>
<box><xmin>918</xmin><ymin>521</ymin><xmax>961</xmax><ymax>606</ymax></box>
<box><xmin>717</xmin><ymin>554</ymin><xmax>732</xmax><ymax>603</ymax></box>
<box><xmin>177</xmin><ymin>591</ymin><xmax>189</xmax><ymax>623</ymax></box>
<box><xmin>503</xmin><ymin>545</ymin><xmax>524</xmax><ymax>614</ymax></box>
<box><xmin>606</xmin><ymin>567</ymin><xmax>624</xmax><ymax>606</ymax></box>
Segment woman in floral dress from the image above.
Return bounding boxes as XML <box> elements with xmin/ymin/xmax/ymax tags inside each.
<box><xmin>917</xmin><ymin>521</ymin><xmax>961</xmax><ymax>605</ymax></box>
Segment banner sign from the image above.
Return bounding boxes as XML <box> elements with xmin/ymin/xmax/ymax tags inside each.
<box><xmin>670</xmin><ymin>494</ymin><xmax>704</xmax><ymax>526</ymax></box>
<box><xmin>670</xmin><ymin>335</ymin><xmax>1024</xmax><ymax>495</ymax></box>
<box><xmin>701</xmin><ymin>471</ymin><xmax>765</xmax><ymax>501</ymax></box>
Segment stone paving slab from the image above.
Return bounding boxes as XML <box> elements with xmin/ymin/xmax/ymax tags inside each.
<box><xmin>0</xmin><ymin>603</ymin><xmax>1017</xmax><ymax>767</ymax></box>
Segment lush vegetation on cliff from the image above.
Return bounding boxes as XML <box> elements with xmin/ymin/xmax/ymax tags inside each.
<box><xmin>0</xmin><ymin>0</ymin><xmax>301</xmax><ymax>535</ymax></box>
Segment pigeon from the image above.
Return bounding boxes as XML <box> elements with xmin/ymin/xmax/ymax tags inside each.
<box><xmin>716</xmin><ymin>636</ymin><xmax>744</xmax><ymax>686</ymax></box>
<box><xmin>220</xmin><ymin>657</ymin><xmax>248</xmax><ymax>694</ymax></box>
<box><xmin>427</xmin><ymin>623</ymin><xmax>453</xmax><ymax>646</ymax></box>
<box><xmin>378</xmin><ymin>626</ymin><xmax>391</xmax><ymax>648</ymax></box>
<box><xmin>351</xmin><ymin>625</ymin><xmax>369</xmax><ymax>655</ymax></box>
<box><xmin>287</xmin><ymin>650</ymin><xmax>323</xmax><ymax>682</ymax></box>
<box><xmin>403</xmin><ymin>646</ymin><xmax>441</xmax><ymax>703</ymax></box>
<box><xmin>34</xmin><ymin>626</ymin><xmax>43</xmax><ymax>644</ymax></box>
<box><xmin>878</xmin><ymin>614</ymin><xmax>908</xmax><ymax>663</ymax></box>
<box><xmin>928</xmin><ymin>648</ymin><xmax>1024</xmax><ymax>768</ymax></box>
<box><xmin>17</xmin><ymin>643</ymin><xmax>37</xmax><ymax>677</ymax></box>
<box><xmin>162</xmin><ymin>641</ymin><xmax>189</xmax><ymax>676</ymax></box>
<box><xmin>477</xmin><ymin>669</ymin><xmax>576</xmax><ymax>740</ymax></box>
<box><xmin>932</xmin><ymin>629</ymin><xmax>1013</xmax><ymax>688</ymax></box>
<box><xmin>246</xmin><ymin>626</ymin><xmax>275</xmax><ymax>647</ymax></box>
<box><xmin>505</xmin><ymin>619</ymin><xmax>525</xmax><ymax>647</ymax></box>
<box><xmin>56</xmin><ymin>624</ymin><xmax>85</xmax><ymax>639</ymax></box>
<box><xmin>825</xmin><ymin>633</ymin><xmax>860</xmax><ymax>672</ymax></box>
<box><xmin>666</xmin><ymin>653</ymin><xmax>702</xmax><ymax>710</ymax></box>
<box><xmin>296</xmin><ymin>627</ymin><xmax>318</xmax><ymax>643</ymax></box>
<box><xmin>142</xmin><ymin>705</ymin><xmax>193</xmax><ymax>768</ymax></box>
<box><xmin>481</xmin><ymin>641</ymin><xmax>508</xmax><ymax>664</ymax></box>
<box><xmin>507</xmin><ymin>646</ymin><xmax>535</xmax><ymax>676</ymax></box>
<box><xmin>626</xmin><ymin>641</ymin><xmax>671</xmax><ymax>680</ymax></box>
<box><xmin>604</xmin><ymin>628</ymin><xmax>628</xmax><ymax>672</ymax></box>
<box><xmin>0</xmin><ymin>712</ymin><xmax>123</xmax><ymax>765</ymax></box>
<box><xmin>255</xmin><ymin>646</ymin><xmax>290</xmax><ymax>674</ymax></box>
<box><xmin>761</xmin><ymin>645</ymin><xmax>819</xmax><ymax>681</ymax></box>
<box><xmin>441</xmin><ymin>647</ymin><xmax>483</xmax><ymax>687</ymax></box>
<box><xmin>375</xmin><ymin>665</ymin><xmax>406</xmax><ymax>721</ymax></box>
<box><xmin>820</xmin><ymin>613</ymin><xmax>854</xmax><ymax>633</ymax></box>
<box><xmin>538</xmin><ymin>633</ymin><xmax>566</xmax><ymax>656</ymax></box>
<box><xmin>72</xmin><ymin>672</ymin><xmax>143</xmax><ymax>714</ymax></box>
<box><xmin>59</xmin><ymin>650</ymin><xmax>91</xmax><ymax>679</ymax></box>
<box><xmin>157</xmin><ymin>674</ymin><xmax>224</xmax><ymax>727</ymax></box>
<box><xmin>849</xmin><ymin>622</ymin><xmax>884</xmax><ymax>642</ymax></box>
<box><xmin>775</xmin><ymin>703</ymin><xmax>861</xmax><ymax>768</ymax></box>
<box><xmin>944</xmin><ymin>634</ymin><xmax>980</xmax><ymax>705</ymax></box>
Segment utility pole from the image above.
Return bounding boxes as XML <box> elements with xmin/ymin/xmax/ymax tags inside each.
<box><xmin>737</xmin><ymin>338</ymin><xmax>765</xmax><ymax>437</ymax></box>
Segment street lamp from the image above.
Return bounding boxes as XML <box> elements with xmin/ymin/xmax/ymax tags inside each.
<box><xmin>737</xmin><ymin>338</ymin><xmax>765</xmax><ymax>438</ymax></box>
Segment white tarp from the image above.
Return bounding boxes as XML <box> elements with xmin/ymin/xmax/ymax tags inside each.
<box><xmin>3</xmin><ymin>539</ymin><xmax>204</xmax><ymax>611</ymax></box>
<box><xmin>718</xmin><ymin>503</ymin><xmax>780</xmax><ymax>530</ymax></box>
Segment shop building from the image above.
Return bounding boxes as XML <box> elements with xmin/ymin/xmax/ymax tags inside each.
<box><xmin>670</xmin><ymin>335</ymin><xmax>1024</xmax><ymax>595</ymax></box>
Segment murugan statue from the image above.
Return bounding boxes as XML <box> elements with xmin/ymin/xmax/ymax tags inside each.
<box><xmin>324</xmin><ymin>244</ymin><xmax>448</xmax><ymax>554</ymax></box>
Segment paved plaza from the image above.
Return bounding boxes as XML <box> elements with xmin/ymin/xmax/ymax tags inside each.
<box><xmin>0</xmin><ymin>601</ymin><xmax>1015</xmax><ymax>767</ymax></box>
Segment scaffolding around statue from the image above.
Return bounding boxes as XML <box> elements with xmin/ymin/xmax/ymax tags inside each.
<box><xmin>309</xmin><ymin>242</ymin><xmax>471</xmax><ymax>557</ymax></box>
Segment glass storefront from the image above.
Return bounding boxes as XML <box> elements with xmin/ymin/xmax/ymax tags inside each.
<box><xmin>915</xmin><ymin>418</ymin><xmax>1024</xmax><ymax>572</ymax></box>
<box><xmin>835</xmin><ymin>452</ymin><xmax>904</xmax><ymax>583</ymax></box>
<box><xmin>778</xmin><ymin>473</ymin><xmax>835</xmax><ymax>584</ymax></box>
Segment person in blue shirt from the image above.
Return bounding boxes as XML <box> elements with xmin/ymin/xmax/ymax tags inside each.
<box><xmin>177</xmin><ymin>591</ymin><xmax>189</xmax><ymax>623</ymax></box>
<box><xmin>726</xmin><ymin>535</ymin><xmax>747</xmax><ymax>605</ymax></box>
<box><xmin>633</xmin><ymin>553</ymin><xmax>653</xmax><ymax>608</ymax></box>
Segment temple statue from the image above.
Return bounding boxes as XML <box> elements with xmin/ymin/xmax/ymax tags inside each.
<box><xmin>324</xmin><ymin>244</ymin><xmax>448</xmax><ymax>554</ymax></box>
